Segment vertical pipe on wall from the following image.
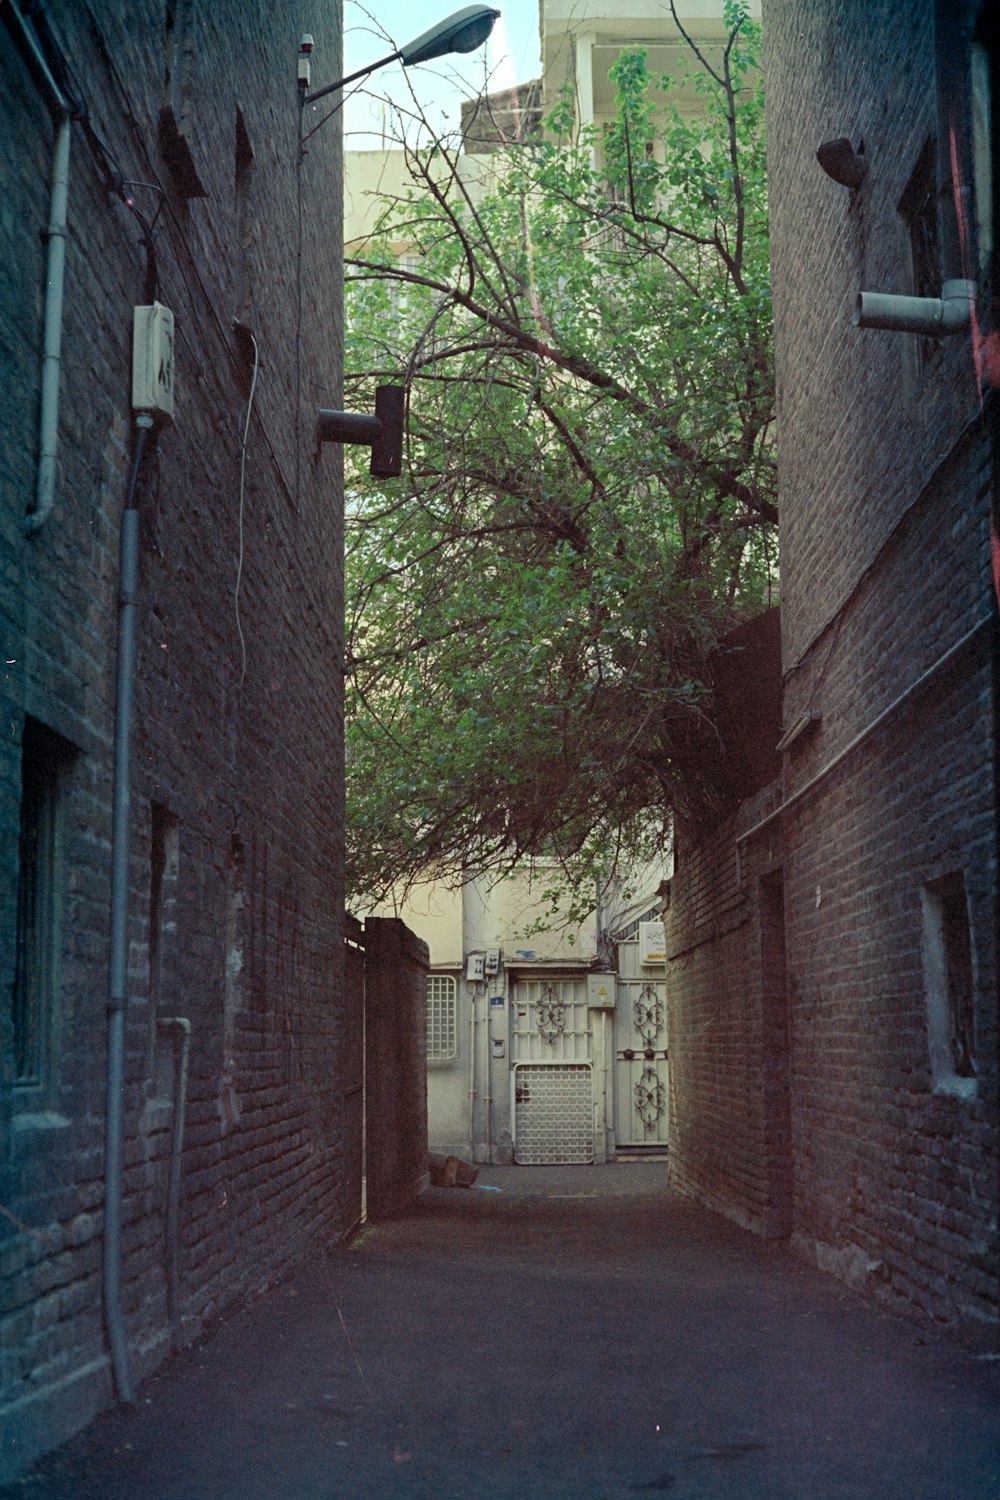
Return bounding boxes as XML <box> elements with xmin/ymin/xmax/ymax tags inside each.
<box><xmin>468</xmin><ymin>985</ymin><xmax>477</xmax><ymax>1159</ymax></box>
<box><xmin>26</xmin><ymin>113</ymin><xmax>71</xmax><ymax>534</ymax></box>
<box><xmin>104</xmin><ymin>416</ymin><xmax>153</xmax><ymax>1406</ymax></box>
<box><xmin>3</xmin><ymin>0</ymin><xmax>73</xmax><ymax>536</ymax></box>
<box><xmin>157</xmin><ymin>1016</ymin><xmax>191</xmax><ymax>1347</ymax></box>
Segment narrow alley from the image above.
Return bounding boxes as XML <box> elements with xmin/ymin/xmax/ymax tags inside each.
<box><xmin>3</xmin><ymin>1162</ymin><xmax>997</xmax><ymax>1500</ymax></box>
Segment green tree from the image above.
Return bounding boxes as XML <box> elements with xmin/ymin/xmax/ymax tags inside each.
<box><xmin>343</xmin><ymin>1</ymin><xmax>773</xmax><ymax>910</ymax></box>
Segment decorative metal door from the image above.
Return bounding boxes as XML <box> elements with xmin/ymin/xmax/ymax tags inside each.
<box><xmin>613</xmin><ymin>976</ymin><xmax>669</xmax><ymax>1148</ymax></box>
<box><xmin>511</xmin><ymin>978</ymin><xmax>594</xmax><ymax>1163</ymax></box>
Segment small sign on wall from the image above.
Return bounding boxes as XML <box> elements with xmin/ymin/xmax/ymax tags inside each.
<box><xmin>639</xmin><ymin>920</ymin><xmax>666</xmax><ymax>965</ymax></box>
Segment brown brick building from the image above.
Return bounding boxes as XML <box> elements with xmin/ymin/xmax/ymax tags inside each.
<box><xmin>1</xmin><ymin>1</ymin><xmax>360</xmax><ymax>1476</ymax></box>
<box><xmin>665</xmin><ymin>0</ymin><xmax>998</xmax><ymax>1344</ymax></box>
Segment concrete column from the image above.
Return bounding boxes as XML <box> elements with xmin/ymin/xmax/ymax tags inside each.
<box><xmin>575</xmin><ymin>31</ymin><xmax>595</xmax><ymax>134</ymax></box>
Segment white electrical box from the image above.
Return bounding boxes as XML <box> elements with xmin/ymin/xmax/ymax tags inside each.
<box><xmin>639</xmin><ymin>920</ymin><xmax>667</xmax><ymax>965</ymax></box>
<box><xmin>586</xmin><ymin>974</ymin><xmax>615</xmax><ymax>1009</ymax></box>
<box><xmin>132</xmin><ymin>302</ymin><xmax>175</xmax><ymax>420</ymax></box>
<box><xmin>465</xmin><ymin>954</ymin><xmax>485</xmax><ymax>982</ymax></box>
<box><xmin>484</xmin><ymin>948</ymin><xmax>501</xmax><ymax>976</ymax></box>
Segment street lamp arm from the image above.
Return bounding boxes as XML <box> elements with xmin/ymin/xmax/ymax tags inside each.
<box><xmin>304</xmin><ymin>50</ymin><xmax>402</xmax><ymax>107</ymax></box>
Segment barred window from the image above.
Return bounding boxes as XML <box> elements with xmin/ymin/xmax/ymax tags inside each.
<box><xmin>13</xmin><ymin>720</ymin><xmax>75</xmax><ymax>1090</ymax></box>
<box><xmin>921</xmin><ymin>871</ymin><xmax>977</xmax><ymax>1098</ymax></box>
<box><xmin>426</xmin><ymin>975</ymin><xmax>458</xmax><ymax>1062</ymax></box>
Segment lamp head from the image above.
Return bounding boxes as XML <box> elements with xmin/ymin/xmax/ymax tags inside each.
<box><xmin>399</xmin><ymin>5</ymin><xmax>500</xmax><ymax>67</ymax></box>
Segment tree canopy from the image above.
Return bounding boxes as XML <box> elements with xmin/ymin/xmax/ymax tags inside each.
<box><xmin>343</xmin><ymin>1</ymin><xmax>773</xmax><ymax>910</ymax></box>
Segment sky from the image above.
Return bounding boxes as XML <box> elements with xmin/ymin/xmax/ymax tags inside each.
<box><xmin>338</xmin><ymin>0</ymin><xmax>542</xmax><ymax>150</ymax></box>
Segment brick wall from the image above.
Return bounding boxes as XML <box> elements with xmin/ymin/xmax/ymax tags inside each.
<box><xmin>364</xmin><ymin>918</ymin><xmax>430</xmax><ymax>1219</ymax></box>
<box><xmin>1</xmin><ymin>1</ymin><xmax>350</xmax><ymax>1478</ymax></box>
<box><xmin>667</xmin><ymin>0</ymin><xmax>998</xmax><ymax>1346</ymax></box>
<box><xmin>666</xmin><ymin>783</ymin><xmax>791</xmax><ymax>1240</ymax></box>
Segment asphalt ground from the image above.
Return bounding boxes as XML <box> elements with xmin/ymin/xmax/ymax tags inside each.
<box><xmin>3</xmin><ymin>1161</ymin><xmax>998</xmax><ymax>1499</ymax></box>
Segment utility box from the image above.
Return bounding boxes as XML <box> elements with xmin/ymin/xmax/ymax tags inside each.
<box><xmin>587</xmin><ymin>974</ymin><xmax>615</xmax><ymax>1009</ymax></box>
<box><xmin>132</xmin><ymin>302</ymin><xmax>175</xmax><ymax>421</ymax></box>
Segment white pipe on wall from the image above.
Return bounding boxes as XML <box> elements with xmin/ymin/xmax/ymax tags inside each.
<box><xmin>4</xmin><ymin>0</ymin><xmax>73</xmax><ymax>535</ymax></box>
<box><xmin>468</xmin><ymin>982</ymin><xmax>477</xmax><ymax>1159</ymax></box>
<box><xmin>854</xmin><ymin>278</ymin><xmax>974</xmax><ymax>336</ymax></box>
<box><xmin>27</xmin><ymin>113</ymin><xmax>71</xmax><ymax>533</ymax></box>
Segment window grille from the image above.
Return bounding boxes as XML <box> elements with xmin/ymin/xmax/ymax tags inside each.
<box><xmin>426</xmin><ymin>975</ymin><xmax>458</xmax><ymax>1062</ymax></box>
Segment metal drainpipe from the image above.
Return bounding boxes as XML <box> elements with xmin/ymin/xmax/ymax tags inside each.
<box><xmin>26</xmin><ymin>113</ymin><xmax>71</xmax><ymax>534</ymax></box>
<box><xmin>156</xmin><ymin>1017</ymin><xmax>191</xmax><ymax>1347</ymax></box>
<box><xmin>4</xmin><ymin>0</ymin><xmax>73</xmax><ymax>535</ymax></box>
<box><xmin>468</xmin><ymin>985</ymin><xmax>477</xmax><ymax>1160</ymax></box>
<box><xmin>104</xmin><ymin>414</ymin><xmax>154</xmax><ymax>1406</ymax></box>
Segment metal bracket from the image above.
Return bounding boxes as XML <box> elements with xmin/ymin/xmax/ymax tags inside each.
<box><xmin>315</xmin><ymin>383</ymin><xmax>404</xmax><ymax>478</ymax></box>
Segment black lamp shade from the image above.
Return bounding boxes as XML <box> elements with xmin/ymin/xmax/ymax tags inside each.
<box><xmin>399</xmin><ymin>6</ymin><xmax>500</xmax><ymax>67</ymax></box>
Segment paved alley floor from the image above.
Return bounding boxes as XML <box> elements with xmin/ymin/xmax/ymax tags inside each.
<box><xmin>3</xmin><ymin>1162</ymin><xmax>998</xmax><ymax>1499</ymax></box>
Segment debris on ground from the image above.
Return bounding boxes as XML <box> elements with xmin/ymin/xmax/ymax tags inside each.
<box><xmin>427</xmin><ymin>1152</ymin><xmax>478</xmax><ymax>1188</ymax></box>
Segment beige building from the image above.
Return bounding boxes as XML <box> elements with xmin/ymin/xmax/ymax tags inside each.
<box><xmin>541</xmin><ymin>0</ymin><xmax>753</xmax><ymax>132</ymax></box>
<box><xmin>383</xmin><ymin>861</ymin><xmax>671</xmax><ymax>1168</ymax></box>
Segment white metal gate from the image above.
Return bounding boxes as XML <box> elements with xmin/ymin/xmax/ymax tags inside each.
<box><xmin>613</xmin><ymin>972</ymin><xmax>669</xmax><ymax>1149</ymax></box>
<box><xmin>511</xmin><ymin>979</ymin><xmax>594</xmax><ymax>1163</ymax></box>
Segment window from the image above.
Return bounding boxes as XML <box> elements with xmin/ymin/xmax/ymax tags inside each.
<box><xmin>391</xmin><ymin>253</ymin><xmax>421</xmax><ymax>317</ymax></box>
<box><xmin>920</xmin><ymin>871</ymin><xmax>977</xmax><ymax>1098</ymax></box>
<box><xmin>12</xmin><ymin>719</ymin><xmax>75</xmax><ymax>1091</ymax></box>
<box><xmin>426</xmin><ymin>975</ymin><xmax>458</xmax><ymax>1062</ymax></box>
<box><xmin>233</xmin><ymin>109</ymin><xmax>257</xmax><ymax>391</ymax></box>
<box><xmin>159</xmin><ymin>0</ymin><xmax>207</xmax><ymax>197</ymax></box>
<box><xmin>897</xmin><ymin>136</ymin><xmax>942</xmax><ymax>373</ymax></box>
<box><xmin>970</xmin><ymin>32</ymin><xmax>994</xmax><ymax>275</ymax></box>
<box><xmin>899</xmin><ymin>138</ymin><xmax>939</xmax><ymax>301</ymax></box>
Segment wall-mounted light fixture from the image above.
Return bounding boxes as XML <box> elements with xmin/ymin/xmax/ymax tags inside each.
<box><xmin>300</xmin><ymin>6</ymin><xmax>500</xmax><ymax>113</ymax></box>
<box><xmin>316</xmin><ymin>385</ymin><xmax>405</xmax><ymax>479</ymax></box>
<box><xmin>816</xmin><ymin>136</ymin><xmax>866</xmax><ymax>190</ymax></box>
<box><xmin>300</xmin><ymin>9</ymin><xmax>499</xmax><ymax>473</ymax></box>
<box><xmin>776</xmin><ymin>708</ymin><xmax>822</xmax><ymax>754</ymax></box>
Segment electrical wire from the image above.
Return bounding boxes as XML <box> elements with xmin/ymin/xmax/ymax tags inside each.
<box><xmin>235</xmin><ymin>332</ymin><xmax>260</xmax><ymax>688</ymax></box>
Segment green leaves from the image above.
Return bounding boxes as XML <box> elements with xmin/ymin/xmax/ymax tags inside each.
<box><xmin>342</xmin><ymin>8</ymin><xmax>774</xmax><ymax>910</ymax></box>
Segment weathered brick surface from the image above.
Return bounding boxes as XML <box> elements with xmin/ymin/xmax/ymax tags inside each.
<box><xmin>667</xmin><ymin>0</ymin><xmax>998</xmax><ymax>1345</ymax></box>
<box><xmin>364</xmin><ymin>918</ymin><xmax>430</xmax><ymax>1219</ymax></box>
<box><xmin>1</xmin><ymin>1</ymin><xmax>353</xmax><ymax>1477</ymax></box>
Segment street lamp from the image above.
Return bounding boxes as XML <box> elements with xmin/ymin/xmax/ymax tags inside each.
<box><xmin>299</xmin><ymin>5</ymin><xmax>501</xmax><ymax>110</ymax></box>
<box><xmin>303</xmin><ymin>6</ymin><xmax>500</xmax><ymax>479</ymax></box>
